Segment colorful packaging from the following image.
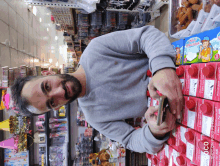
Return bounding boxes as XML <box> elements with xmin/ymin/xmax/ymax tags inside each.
<box><xmin>185</xmin><ymin>64</ymin><xmax>200</xmax><ymax>97</ymax></box>
<box><xmin>199</xmin><ymin>63</ymin><xmax>217</xmax><ymax>100</ymax></box>
<box><xmin>151</xmin><ymin>155</ymin><xmax>159</xmax><ymax>166</ymax></box>
<box><xmin>184</xmin><ymin>128</ymin><xmax>196</xmax><ymax>162</ymax></box>
<box><xmin>172</xmin><ymin>39</ymin><xmax>184</xmax><ymax>66</ymax></box>
<box><xmin>167</xmin><ymin>128</ymin><xmax>178</xmax><ymax>150</ymax></box>
<box><xmin>176</xmin><ymin>125</ymin><xmax>187</xmax><ymax>158</ymax></box>
<box><xmin>215</xmin><ymin>63</ymin><xmax>220</xmax><ymax>101</ymax></box>
<box><xmin>171</xmin><ymin>147</ymin><xmax>188</xmax><ymax>166</ymax></box>
<box><xmin>180</xmin><ymin>21</ymin><xmax>196</xmax><ymax>38</ymax></box>
<box><xmin>182</xmin><ymin>96</ymin><xmax>198</xmax><ymax>129</ymax></box>
<box><xmin>214</xmin><ymin>101</ymin><xmax>220</xmax><ymax>141</ymax></box>
<box><xmin>195</xmin><ymin>133</ymin><xmax>212</xmax><ymax>166</ymax></box>
<box><xmin>184</xmin><ymin>27</ymin><xmax>220</xmax><ymax>63</ymax></box>
<box><xmin>176</xmin><ymin>66</ymin><xmax>186</xmax><ymax>94</ymax></box>
<box><xmin>158</xmin><ymin>144</ymin><xmax>169</xmax><ymax>166</ymax></box>
<box><xmin>197</xmin><ymin>99</ymin><xmax>215</xmax><ymax>137</ymax></box>
<box><xmin>146</xmin><ymin>153</ymin><xmax>152</xmax><ymax>166</ymax></box>
<box><xmin>212</xmin><ymin>139</ymin><xmax>220</xmax><ymax>166</ymax></box>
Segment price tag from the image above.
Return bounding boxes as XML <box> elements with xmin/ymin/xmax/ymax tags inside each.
<box><xmin>147</xmin><ymin>98</ymin><xmax>151</xmax><ymax>107</ymax></box>
<box><xmin>180</xmin><ymin>126</ymin><xmax>187</xmax><ymax>143</ymax></box>
<box><xmin>186</xmin><ymin>142</ymin><xmax>194</xmax><ymax>161</ymax></box>
<box><xmin>204</xmin><ymin>80</ymin><xmax>215</xmax><ymax>100</ymax></box>
<box><xmin>187</xmin><ymin>110</ymin><xmax>196</xmax><ymax>129</ymax></box>
<box><xmin>202</xmin><ymin>115</ymin><xmax>212</xmax><ymax>137</ymax></box>
<box><xmin>180</xmin><ymin>79</ymin><xmax>185</xmax><ymax>89</ymax></box>
<box><xmin>189</xmin><ymin>79</ymin><xmax>198</xmax><ymax>96</ymax></box>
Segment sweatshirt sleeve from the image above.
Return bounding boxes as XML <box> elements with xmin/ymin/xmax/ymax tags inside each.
<box><xmin>91</xmin><ymin>25</ymin><xmax>176</xmax><ymax>75</ymax></box>
<box><xmin>89</xmin><ymin>120</ymin><xmax>169</xmax><ymax>154</ymax></box>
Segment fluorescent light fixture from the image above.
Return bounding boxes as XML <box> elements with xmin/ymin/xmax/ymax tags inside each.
<box><xmin>39</xmin><ymin>18</ymin><xmax>42</xmax><ymax>22</ymax></box>
<box><xmin>47</xmin><ymin>28</ymin><xmax>49</xmax><ymax>32</ymax></box>
<box><xmin>30</xmin><ymin>59</ymin><xmax>33</xmax><ymax>62</ymax></box>
<box><xmin>33</xmin><ymin>6</ymin><xmax>37</xmax><ymax>16</ymax></box>
<box><xmin>34</xmin><ymin>59</ymin><xmax>39</xmax><ymax>63</ymax></box>
<box><xmin>55</xmin><ymin>36</ymin><xmax>58</xmax><ymax>40</ymax></box>
<box><xmin>49</xmin><ymin>59</ymin><xmax>53</xmax><ymax>63</ymax></box>
<box><xmin>43</xmin><ymin>63</ymin><xmax>49</xmax><ymax>66</ymax></box>
<box><xmin>56</xmin><ymin>62</ymin><xmax>58</xmax><ymax>67</ymax></box>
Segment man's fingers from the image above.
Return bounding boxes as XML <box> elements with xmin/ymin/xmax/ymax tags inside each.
<box><xmin>145</xmin><ymin>106</ymin><xmax>158</xmax><ymax>122</ymax></box>
<box><xmin>148</xmin><ymin>82</ymin><xmax>160</xmax><ymax>99</ymax></box>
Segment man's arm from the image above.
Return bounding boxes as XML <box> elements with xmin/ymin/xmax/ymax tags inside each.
<box><xmin>92</xmin><ymin>25</ymin><xmax>176</xmax><ymax>75</ymax></box>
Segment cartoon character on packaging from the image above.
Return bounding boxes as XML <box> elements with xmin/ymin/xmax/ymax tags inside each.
<box><xmin>176</xmin><ymin>45</ymin><xmax>181</xmax><ymax>65</ymax></box>
<box><xmin>199</xmin><ymin>36</ymin><xmax>213</xmax><ymax>62</ymax></box>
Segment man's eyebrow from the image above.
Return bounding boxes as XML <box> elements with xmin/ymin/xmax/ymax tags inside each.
<box><xmin>41</xmin><ymin>82</ymin><xmax>47</xmax><ymax>95</ymax></box>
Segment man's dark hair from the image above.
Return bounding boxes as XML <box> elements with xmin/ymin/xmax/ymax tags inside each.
<box><xmin>11</xmin><ymin>76</ymin><xmax>39</xmax><ymax>117</ymax></box>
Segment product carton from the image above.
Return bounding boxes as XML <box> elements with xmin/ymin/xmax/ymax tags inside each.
<box><xmin>184</xmin><ymin>64</ymin><xmax>200</xmax><ymax>97</ymax></box>
<box><xmin>156</xmin><ymin>144</ymin><xmax>169</xmax><ymax>166</ymax></box>
<box><xmin>215</xmin><ymin>63</ymin><xmax>220</xmax><ymax>101</ymax></box>
<box><xmin>199</xmin><ymin>63</ymin><xmax>217</xmax><ymax>100</ymax></box>
<box><xmin>146</xmin><ymin>153</ymin><xmax>152</xmax><ymax>166</ymax></box>
<box><xmin>212</xmin><ymin>139</ymin><xmax>220</xmax><ymax>166</ymax></box>
<box><xmin>197</xmin><ymin>99</ymin><xmax>215</xmax><ymax>137</ymax></box>
<box><xmin>184</xmin><ymin>128</ymin><xmax>197</xmax><ymax>162</ymax></box>
<box><xmin>176</xmin><ymin>66</ymin><xmax>186</xmax><ymax>94</ymax></box>
<box><xmin>152</xmin><ymin>155</ymin><xmax>159</xmax><ymax>166</ymax></box>
<box><xmin>176</xmin><ymin>125</ymin><xmax>187</xmax><ymax>158</ymax></box>
<box><xmin>172</xmin><ymin>39</ymin><xmax>184</xmax><ymax>66</ymax></box>
<box><xmin>167</xmin><ymin>128</ymin><xmax>178</xmax><ymax>151</ymax></box>
<box><xmin>195</xmin><ymin>132</ymin><xmax>212</xmax><ymax>166</ymax></box>
<box><xmin>184</xmin><ymin>26</ymin><xmax>220</xmax><ymax>63</ymax></box>
<box><xmin>182</xmin><ymin>96</ymin><xmax>198</xmax><ymax>129</ymax></box>
<box><xmin>171</xmin><ymin>146</ymin><xmax>189</xmax><ymax>166</ymax></box>
<box><xmin>214</xmin><ymin>101</ymin><xmax>220</xmax><ymax>142</ymax></box>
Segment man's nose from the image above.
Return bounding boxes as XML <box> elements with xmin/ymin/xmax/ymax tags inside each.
<box><xmin>48</xmin><ymin>86</ymin><xmax>65</xmax><ymax>98</ymax></box>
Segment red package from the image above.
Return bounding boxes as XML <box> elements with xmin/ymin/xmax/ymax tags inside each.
<box><xmin>152</xmin><ymin>155</ymin><xmax>159</xmax><ymax>166</ymax></box>
<box><xmin>195</xmin><ymin>132</ymin><xmax>212</xmax><ymax>166</ymax></box>
<box><xmin>176</xmin><ymin>66</ymin><xmax>186</xmax><ymax>95</ymax></box>
<box><xmin>185</xmin><ymin>64</ymin><xmax>200</xmax><ymax>97</ymax></box>
<box><xmin>199</xmin><ymin>63</ymin><xmax>217</xmax><ymax>100</ymax></box>
<box><xmin>216</xmin><ymin>63</ymin><xmax>220</xmax><ymax>101</ymax></box>
<box><xmin>197</xmin><ymin>99</ymin><xmax>215</xmax><ymax>137</ymax></box>
<box><xmin>157</xmin><ymin>144</ymin><xmax>170</xmax><ymax>166</ymax></box>
<box><xmin>212</xmin><ymin>139</ymin><xmax>220</xmax><ymax>166</ymax></box>
<box><xmin>182</xmin><ymin>96</ymin><xmax>198</xmax><ymax>129</ymax></box>
<box><xmin>184</xmin><ymin>128</ymin><xmax>196</xmax><ymax>162</ymax></box>
<box><xmin>171</xmin><ymin>146</ymin><xmax>189</xmax><ymax>166</ymax></box>
<box><xmin>146</xmin><ymin>153</ymin><xmax>153</xmax><ymax>166</ymax></box>
<box><xmin>214</xmin><ymin>102</ymin><xmax>220</xmax><ymax>142</ymax></box>
<box><xmin>176</xmin><ymin>125</ymin><xmax>187</xmax><ymax>158</ymax></box>
<box><xmin>167</xmin><ymin>128</ymin><xmax>178</xmax><ymax>151</ymax></box>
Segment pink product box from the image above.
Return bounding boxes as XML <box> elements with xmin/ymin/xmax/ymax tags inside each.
<box><xmin>214</xmin><ymin>102</ymin><xmax>220</xmax><ymax>142</ymax></box>
<box><xmin>212</xmin><ymin>139</ymin><xmax>220</xmax><ymax>166</ymax></box>
<box><xmin>199</xmin><ymin>63</ymin><xmax>217</xmax><ymax>100</ymax></box>
<box><xmin>167</xmin><ymin>128</ymin><xmax>178</xmax><ymax>151</ymax></box>
<box><xmin>185</xmin><ymin>64</ymin><xmax>200</xmax><ymax>97</ymax></box>
<box><xmin>195</xmin><ymin>132</ymin><xmax>212</xmax><ymax>166</ymax></box>
<box><xmin>176</xmin><ymin>66</ymin><xmax>186</xmax><ymax>95</ymax></box>
<box><xmin>182</xmin><ymin>96</ymin><xmax>198</xmax><ymax>130</ymax></box>
<box><xmin>216</xmin><ymin>63</ymin><xmax>220</xmax><ymax>101</ymax></box>
<box><xmin>196</xmin><ymin>99</ymin><xmax>215</xmax><ymax>137</ymax></box>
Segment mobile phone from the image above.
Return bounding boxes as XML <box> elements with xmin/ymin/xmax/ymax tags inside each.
<box><xmin>157</xmin><ymin>95</ymin><xmax>169</xmax><ymax>126</ymax></box>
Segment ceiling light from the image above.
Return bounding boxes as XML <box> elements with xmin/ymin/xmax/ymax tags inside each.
<box><xmin>47</xmin><ymin>28</ymin><xmax>49</xmax><ymax>32</ymax></box>
<box><xmin>33</xmin><ymin>6</ymin><xmax>37</xmax><ymax>16</ymax></box>
<box><xmin>55</xmin><ymin>36</ymin><xmax>58</xmax><ymax>40</ymax></box>
<box><xmin>39</xmin><ymin>18</ymin><xmax>42</xmax><ymax>22</ymax></box>
<box><xmin>49</xmin><ymin>59</ymin><xmax>53</xmax><ymax>63</ymax></box>
<box><xmin>60</xmin><ymin>65</ymin><xmax>62</xmax><ymax>69</ymax></box>
<box><xmin>56</xmin><ymin>62</ymin><xmax>58</xmax><ymax>67</ymax></box>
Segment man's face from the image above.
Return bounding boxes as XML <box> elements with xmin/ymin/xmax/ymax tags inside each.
<box><xmin>203</xmin><ymin>41</ymin><xmax>209</xmax><ymax>48</ymax></box>
<box><xmin>21</xmin><ymin>74</ymin><xmax>82</xmax><ymax>114</ymax></box>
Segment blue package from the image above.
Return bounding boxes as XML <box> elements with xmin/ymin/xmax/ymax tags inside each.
<box><xmin>172</xmin><ymin>39</ymin><xmax>185</xmax><ymax>66</ymax></box>
<box><xmin>184</xmin><ymin>26</ymin><xmax>220</xmax><ymax>64</ymax></box>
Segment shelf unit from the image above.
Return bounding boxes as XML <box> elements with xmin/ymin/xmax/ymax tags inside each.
<box><xmin>24</xmin><ymin>0</ymin><xmax>80</xmax><ymax>8</ymax></box>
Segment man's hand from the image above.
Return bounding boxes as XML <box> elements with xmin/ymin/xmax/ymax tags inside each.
<box><xmin>148</xmin><ymin>68</ymin><xmax>183</xmax><ymax>121</ymax></box>
<box><xmin>145</xmin><ymin>106</ymin><xmax>176</xmax><ymax>139</ymax></box>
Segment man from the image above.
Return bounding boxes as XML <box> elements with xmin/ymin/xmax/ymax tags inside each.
<box><xmin>11</xmin><ymin>26</ymin><xmax>183</xmax><ymax>154</ymax></box>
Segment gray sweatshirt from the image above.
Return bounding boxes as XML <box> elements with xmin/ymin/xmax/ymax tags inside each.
<box><xmin>78</xmin><ymin>26</ymin><xmax>176</xmax><ymax>154</ymax></box>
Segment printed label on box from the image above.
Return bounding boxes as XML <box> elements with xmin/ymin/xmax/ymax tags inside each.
<box><xmin>187</xmin><ymin>110</ymin><xmax>196</xmax><ymax>129</ymax></box>
<box><xmin>187</xmin><ymin>142</ymin><xmax>194</xmax><ymax>161</ymax></box>
<box><xmin>202</xmin><ymin>115</ymin><xmax>212</xmax><ymax>137</ymax></box>
<box><xmin>180</xmin><ymin>78</ymin><xmax>185</xmax><ymax>90</ymax></box>
<box><xmin>204</xmin><ymin>80</ymin><xmax>215</xmax><ymax>100</ymax></box>
<box><xmin>190</xmin><ymin>79</ymin><xmax>198</xmax><ymax>96</ymax></box>
<box><xmin>180</xmin><ymin>126</ymin><xmax>187</xmax><ymax>143</ymax></box>
<box><xmin>165</xmin><ymin>145</ymin><xmax>169</xmax><ymax>158</ymax></box>
<box><xmin>148</xmin><ymin>159</ymin><xmax>151</xmax><ymax>166</ymax></box>
<box><xmin>147</xmin><ymin>98</ymin><xmax>151</xmax><ymax>107</ymax></box>
<box><xmin>200</xmin><ymin>151</ymin><xmax>210</xmax><ymax>166</ymax></box>
<box><xmin>172</xmin><ymin>128</ymin><xmax>176</xmax><ymax>137</ymax></box>
<box><xmin>172</xmin><ymin>149</ymin><xmax>178</xmax><ymax>165</ymax></box>
<box><xmin>153</xmin><ymin>100</ymin><xmax>157</xmax><ymax>106</ymax></box>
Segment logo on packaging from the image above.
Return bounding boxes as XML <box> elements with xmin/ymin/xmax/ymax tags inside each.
<box><xmin>185</xmin><ymin>37</ymin><xmax>201</xmax><ymax>48</ymax></box>
<box><xmin>217</xmin><ymin>32</ymin><xmax>220</xmax><ymax>40</ymax></box>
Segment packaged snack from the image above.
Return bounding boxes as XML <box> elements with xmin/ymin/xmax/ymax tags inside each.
<box><xmin>172</xmin><ymin>39</ymin><xmax>185</xmax><ymax>66</ymax></box>
<box><xmin>180</xmin><ymin>20</ymin><xmax>197</xmax><ymax>38</ymax></box>
<box><xmin>176</xmin><ymin>66</ymin><xmax>186</xmax><ymax>94</ymax></box>
<box><xmin>214</xmin><ymin>101</ymin><xmax>220</xmax><ymax>141</ymax></box>
<box><xmin>191</xmin><ymin>9</ymin><xmax>209</xmax><ymax>35</ymax></box>
<box><xmin>184</xmin><ymin>128</ymin><xmax>196</xmax><ymax>162</ymax></box>
<box><xmin>202</xmin><ymin>4</ymin><xmax>220</xmax><ymax>32</ymax></box>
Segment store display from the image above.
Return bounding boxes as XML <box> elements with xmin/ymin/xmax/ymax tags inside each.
<box><xmin>176</xmin><ymin>66</ymin><xmax>186</xmax><ymax>94</ymax></box>
<box><xmin>172</xmin><ymin>39</ymin><xmax>184</xmax><ymax>66</ymax></box>
<box><xmin>4</xmin><ymin>149</ymin><xmax>29</xmax><ymax>166</ymax></box>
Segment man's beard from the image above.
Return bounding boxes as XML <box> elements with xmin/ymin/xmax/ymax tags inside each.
<box><xmin>59</xmin><ymin>74</ymin><xmax>82</xmax><ymax>104</ymax></box>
